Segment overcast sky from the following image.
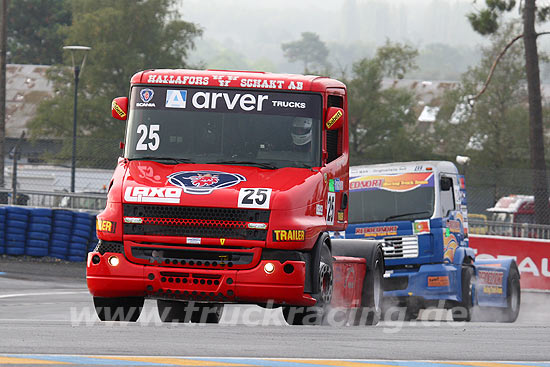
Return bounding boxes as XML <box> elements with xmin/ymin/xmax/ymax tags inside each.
<box><xmin>178</xmin><ymin>0</ymin><xmax>550</xmax><ymax>78</ymax></box>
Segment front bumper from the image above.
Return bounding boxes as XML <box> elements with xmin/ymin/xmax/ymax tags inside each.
<box><xmin>86</xmin><ymin>251</ymin><xmax>316</xmax><ymax>307</ymax></box>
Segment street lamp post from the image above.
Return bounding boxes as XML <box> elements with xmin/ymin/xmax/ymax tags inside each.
<box><xmin>63</xmin><ymin>45</ymin><xmax>91</xmax><ymax>193</ymax></box>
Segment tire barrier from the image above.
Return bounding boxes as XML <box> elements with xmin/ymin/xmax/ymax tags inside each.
<box><xmin>0</xmin><ymin>206</ymin><xmax>98</xmax><ymax>262</ymax></box>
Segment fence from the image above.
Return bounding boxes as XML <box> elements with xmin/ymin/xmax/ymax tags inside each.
<box><xmin>0</xmin><ymin>188</ymin><xmax>107</xmax><ymax>211</ymax></box>
<box><xmin>469</xmin><ymin>218</ymin><xmax>550</xmax><ymax>239</ymax></box>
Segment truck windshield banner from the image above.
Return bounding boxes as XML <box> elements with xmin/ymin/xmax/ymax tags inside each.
<box><xmin>350</xmin><ymin>172</ymin><xmax>434</xmax><ymax>193</ymax></box>
<box><xmin>131</xmin><ymin>86</ymin><xmax>322</xmax><ymax>119</ymax></box>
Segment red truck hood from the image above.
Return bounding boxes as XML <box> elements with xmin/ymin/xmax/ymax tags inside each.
<box><xmin>122</xmin><ymin>161</ymin><xmax>324</xmax><ymax>210</ymax></box>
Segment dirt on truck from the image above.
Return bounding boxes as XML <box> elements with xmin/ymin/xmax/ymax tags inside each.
<box><xmin>87</xmin><ymin>69</ymin><xmax>384</xmax><ymax>326</ymax></box>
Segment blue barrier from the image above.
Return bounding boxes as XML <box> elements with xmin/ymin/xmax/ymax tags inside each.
<box><xmin>0</xmin><ymin>206</ymin><xmax>97</xmax><ymax>262</ymax></box>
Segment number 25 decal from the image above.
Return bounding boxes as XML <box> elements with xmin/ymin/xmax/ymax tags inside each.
<box><xmin>326</xmin><ymin>192</ymin><xmax>335</xmax><ymax>225</ymax></box>
<box><xmin>136</xmin><ymin>124</ymin><xmax>160</xmax><ymax>151</ymax></box>
<box><xmin>238</xmin><ymin>188</ymin><xmax>272</xmax><ymax>209</ymax></box>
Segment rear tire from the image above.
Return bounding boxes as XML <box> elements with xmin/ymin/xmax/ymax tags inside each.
<box><xmin>331</xmin><ymin>239</ymin><xmax>384</xmax><ymax>326</ymax></box>
<box><xmin>452</xmin><ymin>266</ymin><xmax>474</xmax><ymax>322</ymax></box>
<box><xmin>353</xmin><ymin>245</ymin><xmax>384</xmax><ymax>326</ymax></box>
<box><xmin>502</xmin><ymin>265</ymin><xmax>521</xmax><ymax>323</ymax></box>
<box><xmin>283</xmin><ymin>242</ymin><xmax>333</xmax><ymax>326</ymax></box>
<box><xmin>94</xmin><ymin>297</ymin><xmax>144</xmax><ymax>322</ymax></box>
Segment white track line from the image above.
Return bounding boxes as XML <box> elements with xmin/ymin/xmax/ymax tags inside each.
<box><xmin>0</xmin><ymin>291</ymin><xmax>89</xmax><ymax>299</ymax></box>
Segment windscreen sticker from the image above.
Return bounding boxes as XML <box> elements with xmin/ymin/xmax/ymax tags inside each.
<box><xmin>167</xmin><ymin>171</ymin><xmax>246</xmax><ymax>195</ymax></box>
<box><xmin>137</xmin><ymin>88</ymin><xmax>155</xmax><ymax>107</ymax></box>
<box><xmin>238</xmin><ymin>188</ymin><xmax>272</xmax><ymax>209</ymax></box>
<box><xmin>132</xmin><ymin>87</ymin><xmax>322</xmax><ymax>119</ymax></box>
<box><xmin>349</xmin><ymin>172</ymin><xmax>434</xmax><ymax>193</ymax></box>
<box><xmin>165</xmin><ymin>90</ymin><xmax>187</xmax><ymax>108</ymax></box>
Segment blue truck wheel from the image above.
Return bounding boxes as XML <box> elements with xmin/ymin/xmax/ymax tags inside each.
<box><xmin>502</xmin><ymin>265</ymin><xmax>521</xmax><ymax>323</ymax></box>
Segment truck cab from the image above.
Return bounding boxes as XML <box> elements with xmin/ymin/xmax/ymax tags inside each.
<box><xmin>87</xmin><ymin>69</ymin><xmax>351</xmax><ymax>324</ymax></box>
<box><xmin>344</xmin><ymin>161</ymin><xmax>475</xmax><ymax>317</ymax></box>
<box><xmin>343</xmin><ymin>161</ymin><xmax>521</xmax><ymax>322</ymax></box>
<box><xmin>486</xmin><ymin>195</ymin><xmax>549</xmax><ymax>237</ymax></box>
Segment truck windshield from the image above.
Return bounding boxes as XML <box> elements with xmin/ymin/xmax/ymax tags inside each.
<box><xmin>348</xmin><ymin>172</ymin><xmax>435</xmax><ymax>223</ymax></box>
<box><xmin>125</xmin><ymin>86</ymin><xmax>322</xmax><ymax>169</ymax></box>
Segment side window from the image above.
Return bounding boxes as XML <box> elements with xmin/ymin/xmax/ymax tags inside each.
<box><xmin>440</xmin><ymin>176</ymin><xmax>455</xmax><ymax>217</ymax></box>
<box><xmin>326</xmin><ymin>95</ymin><xmax>343</xmax><ymax>163</ymax></box>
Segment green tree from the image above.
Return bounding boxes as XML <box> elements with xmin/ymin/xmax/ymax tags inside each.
<box><xmin>7</xmin><ymin>0</ymin><xmax>71</xmax><ymax>64</ymax></box>
<box><xmin>346</xmin><ymin>42</ymin><xmax>428</xmax><ymax>164</ymax></box>
<box><xmin>28</xmin><ymin>0</ymin><xmax>202</xmax><ymax>168</ymax></box>
<box><xmin>374</xmin><ymin>40</ymin><xmax>418</xmax><ymax>79</ymax></box>
<box><xmin>467</xmin><ymin>0</ymin><xmax>550</xmax><ymax>224</ymax></box>
<box><xmin>434</xmin><ymin>23</ymin><xmax>530</xmax><ymax>200</ymax></box>
<box><xmin>281</xmin><ymin>32</ymin><xmax>330</xmax><ymax>74</ymax></box>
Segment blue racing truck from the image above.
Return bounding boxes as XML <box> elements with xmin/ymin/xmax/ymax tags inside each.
<box><xmin>342</xmin><ymin>161</ymin><xmax>520</xmax><ymax>322</ymax></box>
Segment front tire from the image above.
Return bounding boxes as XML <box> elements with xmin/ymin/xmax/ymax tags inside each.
<box><xmin>452</xmin><ymin>266</ymin><xmax>474</xmax><ymax>322</ymax></box>
<box><xmin>283</xmin><ymin>242</ymin><xmax>333</xmax><ymax>326</ymax></box>
<box><xmin>94</xmin><ymin>297</ymin><xmax>144</xmax><ymax>322</ymax></box>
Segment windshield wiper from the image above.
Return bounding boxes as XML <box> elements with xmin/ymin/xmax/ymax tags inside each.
<box><xmin>128</xmin><ymin>157</ymin><xmax>194</xmax><ymax>164</ymax></box>
<box><xmin>207</xmin><ymin>160</ymin><xmax>278</xmax><ymax>170</ymax></box>
<box><xmin>384</xmin><ymin>211</ymin><xmax>431</xmax><ymax>222</ymax></box>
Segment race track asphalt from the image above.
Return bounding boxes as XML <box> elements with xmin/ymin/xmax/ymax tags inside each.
<box><xmin>0</xmin><ymin>256</ymin><xmax>549</xmax><ymax>362</ymax></box>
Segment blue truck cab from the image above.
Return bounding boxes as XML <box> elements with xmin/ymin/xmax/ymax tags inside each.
<box><xmin>343</xmin><ymin>161</ymin><xmax>520</xmax><ymax>322</ymax></box>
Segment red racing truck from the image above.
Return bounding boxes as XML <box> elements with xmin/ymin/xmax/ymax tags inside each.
<box><xmin>87</xmin><ymin>69</ymin><xmax>384</xmax><ymax>325</ymax></box>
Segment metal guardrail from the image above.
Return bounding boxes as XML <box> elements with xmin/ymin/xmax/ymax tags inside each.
<box><xmin>0</xmin><ymin>188</ymin><xmax>107</xmax><ymax>212</ymax></box>
<box><xmin>469</xmin><ymin>218</ymin><xmax>550</xmax><ymax>239</ymax></box>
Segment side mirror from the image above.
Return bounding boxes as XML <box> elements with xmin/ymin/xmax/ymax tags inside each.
<box><xmin>111</xmin><ymin>97</ymin><xmax>128</xmax><ymax>121</ymax></box>
<box><xmin>325</xmin><ymin>107</ymin><xmax>344</xmax><ymax>130</ymax></box>
<box><xmin>440</xmin><ymin>177</ymin><xmax>452</xmax><ymax>191</ymax></box>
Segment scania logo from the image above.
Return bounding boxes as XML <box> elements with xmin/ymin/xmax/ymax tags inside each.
<box><xmin>167</xmin><ymin>170</ymin><xmax>246</xmax><ymax>194</ymax></box>
<box><xmin>140</xmin><ymin>88</ymin><xmax>154</xmax><ymax>102</ymax></box>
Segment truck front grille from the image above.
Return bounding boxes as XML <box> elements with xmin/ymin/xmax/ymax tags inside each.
<box><xmin>123</xmin><ymin>204</ymin><xmax>270</xmax><ymax>241</ymax></box>
<box><xmin>131</xmin><ymin>246</ymin><xmax>257</xmax><ymax>269</ymax></box>
<box><xmin>382</xmin><ymin>236</ymin><xmax>419</xmax><ymax>258</ymax></box>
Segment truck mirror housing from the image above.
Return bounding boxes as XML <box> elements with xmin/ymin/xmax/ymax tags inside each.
<box><xmin>325</xmin><ymin>107</ymin><xmax>344</xmax><ymax>130</ymax></box>
<box><xmin>111</xmin><ymin>97</ymin><xmax>128</xmax><ymax>121</ymax></box>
